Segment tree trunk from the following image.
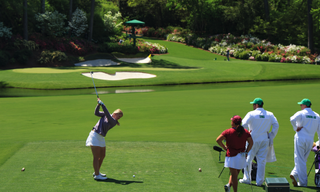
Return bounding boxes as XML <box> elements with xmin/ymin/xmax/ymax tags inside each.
<box><xmin>88</xmin><ymin>0</ymin><xmax>95</xmax><ymax>41</ymax></box>
<box><xmin>69</xmin><ymin>0</ymin><xmax>73</xmax><ymax>22</ymax></box>
<box><xmin>23</xmin><ymin>0</ymin><xmax>28</xmax><ymax>40</ymax></box>
<box><xmin>263</xmin><ymin>0</ymin><xmax>270</xmax><ymax>22</ymax></box>
<box><xmin>41</xmin><ymin>0</ymin><xmax>45</xmax><ymax>13</ymax></box>
<box><xmin>307</xmin><ymin>0</ymin><xmax>314</xmax><ymax>53</ymax></box>
<box><xmin>41</xmin><ymin>0</ymin><xmax>45</xmax><ymax>34</ymax></box>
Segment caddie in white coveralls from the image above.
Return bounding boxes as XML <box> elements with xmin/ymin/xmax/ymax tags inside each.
<box><xmin>239</xmin><ymin>98</ymin><xmax>279</xmax><ymax>186</ymax></box>
<box><xmin>290</xmin><ymin>98</ymin><xmax>320</xmax><ymax>187</ymax></box>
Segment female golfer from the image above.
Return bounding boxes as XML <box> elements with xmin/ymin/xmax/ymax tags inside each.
<box><xmin>86</xmin><ymin>98</ymin><xmax>123</xmax><ymax>180</ymax></box>
<box><xmin>216</xmin><ymin>115</ymin><xmax>253</xmax><ymax>192</ymax></box>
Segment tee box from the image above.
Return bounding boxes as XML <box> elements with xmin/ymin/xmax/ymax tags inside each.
<box><xmin>265</xmin><ymin>177</ymin><xmax>290</xmax><ymax>192</ymax></box>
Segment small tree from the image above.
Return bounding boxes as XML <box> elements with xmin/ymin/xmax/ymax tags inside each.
<box><xmin>35</xmin><ymin>11</ymin><xmax>69</xmax><ymax>37</ymax></box>
<box><xmin>103</xmin><ymin>11</ymin><xmax>123</xmax><ymax>36</ymax></box>
<box><xmin>69</xmin><ymin>8</ymin><xmax>88</xmax><ymax>37</ymax></box>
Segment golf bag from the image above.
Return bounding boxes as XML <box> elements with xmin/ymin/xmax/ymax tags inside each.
<box><xmin>242</xmin><ymin>157</ymin><xmax>257</xmax><ymax>181</ymax></box>
<box><xmin>314</xmin><ymin>151</ymin><xmax>320</xmax><ymax>186</ymax></box>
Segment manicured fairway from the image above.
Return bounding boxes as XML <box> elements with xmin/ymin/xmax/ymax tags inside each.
<box><xmin>1</xmin><ymin>82</ymin><xmax>320</xmax><ymax>191</ymax></box>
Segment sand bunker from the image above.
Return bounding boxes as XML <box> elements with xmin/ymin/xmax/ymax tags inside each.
<box><xmin>82</xmin><ymin>71</ymin><xmax>156</xmax><ymax>81</ymax></box>
<box><xmin>116</xmin><ymin>56</ymin><xmax>151</xmax><ymax>64</ymax></box>
<box><xmin>75</xmin><ymin>59</ymin><xmax>120</xmax><ymax>67</ymax></box>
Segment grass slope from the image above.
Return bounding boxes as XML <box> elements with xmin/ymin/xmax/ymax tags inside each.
<box><xmin>1</xmin><ymin>39</ymin><xmax>320</xmax><ymax>89</ymax></box>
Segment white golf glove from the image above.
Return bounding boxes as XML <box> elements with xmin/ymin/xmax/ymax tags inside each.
<box><xmin>98</xmin><ymin>100</ymin><xmax>104</xmax><ymax>105</ymax></box>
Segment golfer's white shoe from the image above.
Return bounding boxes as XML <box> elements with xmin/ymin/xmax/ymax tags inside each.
<box><xmin>290</xmin><ymin>174</ymin><xmax>298</xmax><ymax>187</ymax></box>
<box><xmin>239</xmin><ymin>179</ymin><xmax>251</xmax><ymax>185</ymax></box>
<box><xmin>93</xmin><ymin>172</ymin><xmax>107</xmax><ymax>177</ymax></box>
<box><xmin>224</xmin><ymin>184</ymin><xmax>230</xmax><ymax>192</ymax></box>
<box><xmin>94</xmin><ymin>174</ymin><xmax>107</xmax><ymax>180</ymax></box>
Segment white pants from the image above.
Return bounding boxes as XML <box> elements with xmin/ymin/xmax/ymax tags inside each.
<box><xmin>290</xmin><ymin>135</ymin><xmax>313</xmax><ymax>186</ymax></box>
<box><xmin>242</xmin><ymin>139</ymin><xmax>269</xmax><ymax>185</ymax></box>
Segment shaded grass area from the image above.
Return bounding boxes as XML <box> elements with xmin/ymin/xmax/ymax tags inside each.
<box><xmin>0</xmin><ymin>141</ymin><xmax>222</xmax><ymax>192</ymax></box>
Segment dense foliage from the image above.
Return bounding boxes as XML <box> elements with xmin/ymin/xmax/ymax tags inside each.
<box><xmin>0</xmin><ymin>0</ymin><xmax>319</xmax><ymax>68</ymax></box>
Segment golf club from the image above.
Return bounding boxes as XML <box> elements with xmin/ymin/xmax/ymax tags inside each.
<box><xmin>90</xmin><ymin>71</ymin><xmax>99</xmax><ymax>98</ymax></box>
<box><xmin>213</xmin><ymin>146</ymin><xmax>224</xmax><ymax>162</ymax></box>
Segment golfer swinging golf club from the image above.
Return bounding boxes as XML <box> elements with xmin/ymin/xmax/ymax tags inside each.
<box><xmin>86</xmin><ymin>98</ymin><xmax>123</xmax><ymax>180</ymax></box>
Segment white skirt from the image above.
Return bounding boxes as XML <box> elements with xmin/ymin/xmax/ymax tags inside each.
<box><xmin>224</xmin><ymin>153</ymin><xmax>246</xmax><ymax>170</ymax></box>
<box><xmin>86</xmin><ymin>131</ymin><xmax>106</xmax><ymax>147</ymax></box>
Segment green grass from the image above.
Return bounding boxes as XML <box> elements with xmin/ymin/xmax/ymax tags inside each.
<box><xmin>0</xmin><ymin>141</ymin><xmax>221</xmax><ymax>192</ymax></box>
<box><xmin>2</xmin><ymin>39</ymin><xmax>320</xmax><ymax>89</ymax></box>
<box><xmin>2</xmin><ymin>82</ymin><xmax>320</xmax><ymax>191</ymax></box>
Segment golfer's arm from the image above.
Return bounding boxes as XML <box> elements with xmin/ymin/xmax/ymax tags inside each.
<box><xmin>101</xmin><ymin>104</ymin><xmax>112</xmax><ymax>119</ymax></box>
<box><xmin>216</xmin><ymin>134</ymin><xmax>227</xmax><ymax>151</ymax></box>
<box><xmin>95</xmin><ymin>104</ymin><xmax>104</xmax><ymax>117</ymax></box>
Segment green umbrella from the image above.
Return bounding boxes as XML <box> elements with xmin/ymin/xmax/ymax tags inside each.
<box><xmin>124</xmin><ymin>19</ymin><xmax>145</xmax><ymax>26</ymax></box>
<box><xmin>124</xmin><ymin>20</ymin><xmax>145</xmax><ymax>46</ymax></box>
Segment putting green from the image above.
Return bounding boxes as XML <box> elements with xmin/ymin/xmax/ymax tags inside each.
<box><xmin>12</xmin><ymin>68</ymin><xmax>85</xmax><ymax>74</ymax></box>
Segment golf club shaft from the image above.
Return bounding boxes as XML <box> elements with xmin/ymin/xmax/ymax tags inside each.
<box><xmin>90</xmin><ymin>72</ymin><xmax>99</xmax><ymax>98</ymax></box>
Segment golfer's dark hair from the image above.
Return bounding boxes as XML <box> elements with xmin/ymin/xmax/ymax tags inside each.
<box><xmin>235</xmin><ymin>122</ymin><xmax>244</xmax><ymax>137</ymax></box>
<box><xmin>258</xmin><ymin>102</ymin><xmax>264</xmax><ymax>108</ymax></box>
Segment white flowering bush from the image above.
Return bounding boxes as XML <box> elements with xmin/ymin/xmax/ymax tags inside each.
<box><xmin>35</xmin><ymin>11</ymin><xmax>69</xmax><ymax>37</ymax></box>
<box><xmin>315</xmin><ymin>56</ymin><xmax>320</xmax><ymax>64</ymax></box>
<box><xmin>145</xmin><ymin>42</ymin><xmax>168</xmax><ymax>53</ymax></box>
<box><xmin>302</xmin><ymin>56</ymin><xmax>311</xmax><ymax>64</ymax></box>
<box><xmin>0</xmin><ymin>22</ymin><xmax>12</xmax><ymax>39</ymax></box>
<box><xmin>69</xmin><ymin>8</ymin><xmax>88</xmax><ymax>37</ymax></box>
<box><xmin>103</xmin><ymin>11</ymin><xmax>123</xmax><ymax>35</ymax></box>
<box><xmin>167</xmin><ymin>34</ymin><xmax>185</xmax><ymax>43</ymax></box>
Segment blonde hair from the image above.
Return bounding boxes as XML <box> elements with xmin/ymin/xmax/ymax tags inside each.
<box><xmin>113</xmin><ymin>109</ymin><xmax>123</xmax><ymax>116</ymax></box>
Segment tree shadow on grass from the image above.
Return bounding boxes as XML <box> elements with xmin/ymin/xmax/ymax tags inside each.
<box><xmin>0</xmin><ymin>81</ymin><xmax>9</xmax><ymax>88</ymax></box>
<box><xmin>146</xmin><ymin>59</ymin><xmax>200</xmax><ymax>69</ymax></box>
<box><xmin>97</xmin><ymin>177</ymin><xmax>143</xmax><ymax>185</ymax></box>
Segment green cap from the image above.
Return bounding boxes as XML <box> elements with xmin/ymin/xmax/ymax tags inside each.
<box><xmin>250</xmin><ymin>98</ymin><xmax>263</xmax><ymax>105</ymax></box>
<box><xmin>298</xmin><ymin>98</ymin><xmax>311</xmax><ymax>107</ymax></box>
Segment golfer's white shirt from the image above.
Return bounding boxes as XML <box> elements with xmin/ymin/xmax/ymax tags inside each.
<box><xmin>290</xmin><ymin>108</ymin><xmax>320</xmax><ymax>139</ymax></box>
<box><xmin>242</xmin><ymin>108</ymin><xmax>279</xmax><ymax>142</ymax></box>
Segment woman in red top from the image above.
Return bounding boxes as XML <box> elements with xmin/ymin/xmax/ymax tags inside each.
<box><xmin>216</xmin><ymin>115</ymin><xmax>253</xmax><ymax>192</ymax></box>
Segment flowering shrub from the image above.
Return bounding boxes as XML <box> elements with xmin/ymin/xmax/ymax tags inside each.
<box><xmin>103</xmin><ymin>11</ymin><xmax>123</xmax><ymax>35</ymax></box>
<box><xmin>28</xmin><ymin>32</ymin><xmax>96</xmax><ymax>56</ymax></box>
<box><xmin>69</xmin><ymin>8</ymin><xmax>88</xmax><ymax>37</ymax></box>
<box><xmin>35</xmin><ymin>11</ymin><xmax>69</xmax><ymax>37</ymax></box>
<box><xmin>38</xmin><ymin>50</ymin><xmax>67</xmax><ymax>64</ymax></box>
<box><xmin>14</xmin><ymin>39</ymin><xmax>39</xmax><ymax>51</ymax></box>
<box><xmin>316</xmin><ymin>56</ymin><xmax>320</xmax><ymax>64</ymax></box>
<box><xmin>0</xmin><ymin>22</ymin><xmax>12</xmax><ymax>39</ymax></box>
<box><xmin>166</xmin><ymin>34</ymin><xmax>185</xmax><ymax>43</ymax></box>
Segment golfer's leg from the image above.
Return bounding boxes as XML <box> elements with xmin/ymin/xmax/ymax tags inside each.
<box><xmin>230</xmin><ymin>168</ymin><xmax>240</xmax><ymax>192</ymax></box>
<box><xmin>255</xmin><ymin>140</ymin><xmax>268</xmax><ymax>185</ymax></box>
<box><xmin>91</xmin><ymin>146</ymin><xmax>101</xmax><ymax>175</ymax></box>
<box><xmin>99</xmin><ymin>147</ymin><xmax>106</xmax><ymax>170</ymax></box>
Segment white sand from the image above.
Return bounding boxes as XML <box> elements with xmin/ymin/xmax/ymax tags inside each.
<box><xmin>74</xmin><ymin>59</ymin><xmax>120</xmax><ymax>67</ymax></box>
<box><xmin>116</xmin><ymin>57</ymin><xmax>151</xmax><ymax>63</ymax></box>
<box><xmin>82</xmin><ymin>72</ymin><xmax>156</xmax><ymax>81</ymax></box>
